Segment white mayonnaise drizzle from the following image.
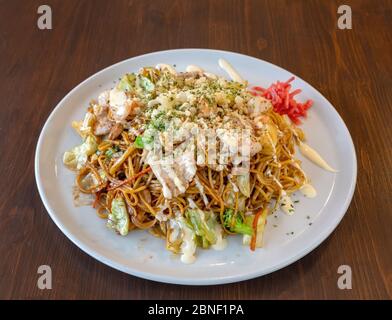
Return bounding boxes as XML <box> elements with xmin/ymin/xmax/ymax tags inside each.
<box><xmin>186</xmin><ymin>65</ymin><xmax>204</xmax><ymax>73</ymax></box>
<box><xmin>298</xmin><ymin>141</ymin><xmax>337</xmax><ymax>172</ymax></box>
<box><xmin>218</xmin><ymin>58</ymin><xmax>244</xmax><ymax>83</ymax></box>
<box><xmin>178</xmin><ymin>217</ymin><xmax>197</xmax><ymax>264</ymax></box>
<box><xmin>282</xmin><ymin>114</ymin><xmax>337</xmax><ymax>173</ymax></box>
<box><xmin>300</xmin><ymin>183</ymin><xmax>317</xmax><ymax>198</ymax></box>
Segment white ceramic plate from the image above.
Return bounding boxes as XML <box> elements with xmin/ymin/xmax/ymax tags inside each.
<box><xmin>35</xmin><ymin>49</ymin><xmax>357</xmax><ymax>285</ymax></box>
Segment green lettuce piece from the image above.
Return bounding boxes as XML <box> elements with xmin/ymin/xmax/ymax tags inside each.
<box><xmin>117</xmin><ymin>73</ymin><xmax>136</xmax><ymax>92</ymax></box>
<box><xmin>71</xmin><ymin>112</ymin><xmax>96</xmax><ymax>138</ymax></box>
<box><xmin>223</xmin><ymin>208</ymin><xmax>253</xmax><ymax>236</ymax></box>
<box><xmin>237</xmin><ymin>174</ymin><xmax>250</xmax><ymax>198</ymax></box>
<box><xmin>63</xmin><ymin>135</ymin><xmax>98</xmax><ymax>170</ymax></box>
<box><xmin>107</xmin><ymin>196</ymin><xmax>129</xmax><ymax>236</ymax></box>
<box><xmin>134</xmin><ymin>136</ymin><xmax>144</xmax><ymax>149</ymax></box>
<box><xmin>186</xmin><ymin>208</ymin><xmax>218</xmax><ymax>248</ymax></box>
<box><xmin>137</xmin><ymin>75</ymin><xmax>155</xmax><ymax>92</ymax></box>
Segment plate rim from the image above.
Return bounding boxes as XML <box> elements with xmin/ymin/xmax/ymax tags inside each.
<box><xmin>35</xmin><ymin>48</ymin><xmax>357</xmax><ymax>285</ymax></box>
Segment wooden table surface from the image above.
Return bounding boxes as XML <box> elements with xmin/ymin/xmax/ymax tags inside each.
<box><xmin>1</xmin><ymin>0</ymin><xmax>391</xmax><ymax>300</ymax></box>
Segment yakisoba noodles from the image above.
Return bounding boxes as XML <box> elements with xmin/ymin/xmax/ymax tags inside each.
<box><xmin>63</xmin><ymin>60</ymin><xmax>324</xmax><ymax>263</ymax></box>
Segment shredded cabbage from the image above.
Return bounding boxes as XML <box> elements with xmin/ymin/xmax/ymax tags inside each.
<box><xmin>186</xmin><ymin>208</ymin><xmax>219</xmax><ymax>248</ymax></box>
<box><xmin>63</xmin><ymin>135</ymin><xmax>98</xmax><ymax>170</ymax></box>
<box><xmin>107</xmin><ymin>196</ymin><xmax>130</xmax><ymax>236</ymax></box>
<box><xmin>166</xmin><ymin>208</ymin><xmax>225</xmax><ymax>263</ymax></box>
<box><xmin>117</xmin><ymin>73</ymin><xmax>136</xmax><ymax>92</ymax></box>
<box><xmin>71</xmin><ymin>112</ymin><xmax>96</xmax><ymax>138</ymax></box>
<box><xmin>237</xmin><ymin>174</ymin><xmax>250</xmax><ymax>198</ymax></box>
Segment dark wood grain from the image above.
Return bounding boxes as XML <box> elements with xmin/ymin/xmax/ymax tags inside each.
<box><xmin>0</xmin><ymin>0</ymin><xmax>391</xmax><ymax>299</ymax></box>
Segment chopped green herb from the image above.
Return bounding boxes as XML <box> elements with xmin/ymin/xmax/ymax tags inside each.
<box><xmin>149</xmin><ymin>118</ymin><xmax>166</xmax><ymax>131</ymax></box>
<box><xmin>105</xmin><ymin>148</ymin><xmax>114</xmax><ymax>158</ymax></box>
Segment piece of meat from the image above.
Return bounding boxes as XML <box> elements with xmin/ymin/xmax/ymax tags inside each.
<box><xmin>176</xmin><ymin>71</ymin><xmax>201</xmax><ymax>80</ymax></box>
<box><xmin>146</xmin><ymin>143</ymin><xmax>197</xmax><ymax>199</ymax></box>
<box><xmin>94</xmin><ymin>117</ymin><xmax>113</xmax><ymax>136</ymax></box>
<box><xmin>94</xmin><ymin>121</ymin><xmax>112</xmax><ymax>136</ymax></box>
<box><xmin>110</xmin><ymin>92</ymin><xmax>141</xmax><ymax>121</ymax></box>
<box><xmin>108</xmin><ymin>123</ymin><xmax>123</xmax><ymax>140</ymax></box>
<box><xmin>92</xmin><ymin>105</ymin><xmax>114</xmax><ymax>136</ymax></box>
